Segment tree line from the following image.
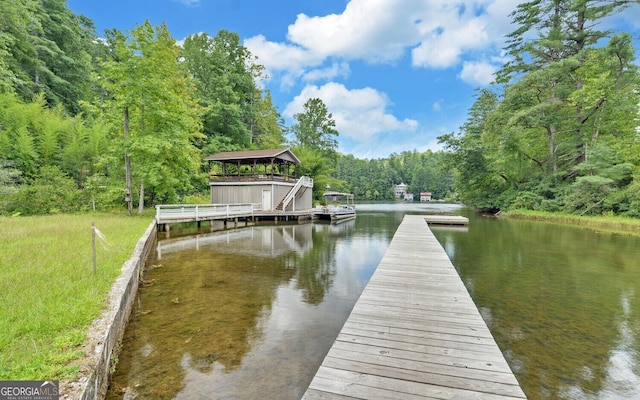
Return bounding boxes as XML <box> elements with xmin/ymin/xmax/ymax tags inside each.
<box><xmin>439</xmin><ymin>0</ymin><xmax>640</xmax><ymax>216</ymax></box>
<box><xmin>1</xmin><ymin>0</ymin><xmax>638</xmax><ymax>216</ymax></box>
<box><xmin>0</xmin><ymin>0</ymin><xmax>451</xmax><ymax>215</ymax></box>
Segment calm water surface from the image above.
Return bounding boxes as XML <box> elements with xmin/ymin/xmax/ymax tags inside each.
<box><xmin>107</xmin><ymin>203</ymin><xmax>640</xmax><ymax>400</ymax></box>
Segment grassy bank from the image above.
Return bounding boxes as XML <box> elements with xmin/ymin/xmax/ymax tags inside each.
<box><xmin>503</xmin><ymin>210</ymin><xmax>640</xmax><ymax>236</ymax></box>
<box><xmin>0</xmin><ymin>212</ymin><xmax>153</xmax><ymax>380</ymax></box>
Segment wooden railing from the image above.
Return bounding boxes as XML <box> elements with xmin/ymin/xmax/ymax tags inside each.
<box><xmin>278</xmin><ymin>176</ymin><xmax>313</xmax><ymax>210</ymax></box>
<box><xmin>155</xmin><ymin>203</ymin><xmax>262</xmax><ymax>224</ymax></box>
<box><xmin>209</xmin><ymin>173</ymin><xmax>297</xmax><ymax>183</ymax></box>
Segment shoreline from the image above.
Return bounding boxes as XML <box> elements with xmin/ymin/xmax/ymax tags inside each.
<box><xmin>502</xmin><ymin>210</ymin><xmax>640</xmax><ymax>237</ymax></box>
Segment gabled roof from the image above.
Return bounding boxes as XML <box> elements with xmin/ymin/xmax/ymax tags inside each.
<box><xmin>204</xmin><ymin>148</ymin><xmax>301</xmax><ymax>164</ymax></box>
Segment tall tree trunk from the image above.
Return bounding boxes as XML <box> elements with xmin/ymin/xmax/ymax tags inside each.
<box><xmin>124</xmin><ymin>107</ymin><xmax>133</xmax><ymax>215</ymax></box>
<box><xmin>138</xmin><ymin>104</ymin><xmax>145</xmax><ymax>215</ymax></box>
<box><xmin>546</xmin><ymin>125</ymin><xmax>557</xmax><ymax>176</ymax></box>
<box><xmin>138</xmin><ymin>181</ymin><xmax>144</xmax><ymax>215</ymax></box>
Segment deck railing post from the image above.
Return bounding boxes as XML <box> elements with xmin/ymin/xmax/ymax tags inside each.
<box><xmin>195</xmin><ymin>205</ymin><xmax>199</xmax><ymax>221</ymax></box>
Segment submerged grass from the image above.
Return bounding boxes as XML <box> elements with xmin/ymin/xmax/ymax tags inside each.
<box><xmin>503</xmin><ymin>210</ymin><xmax>640</xmax><ymax>236</ymax></box>
<box><xmin>0</xmin><ymin>211</ymin><xmax>153</xmax><ymax>380</ymax></box>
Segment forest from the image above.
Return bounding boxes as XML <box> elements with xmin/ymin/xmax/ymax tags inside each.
<box><xmin>1</xmin><ymin>0</ymin><xmax>639</xmax><ymax>216</ymax></box>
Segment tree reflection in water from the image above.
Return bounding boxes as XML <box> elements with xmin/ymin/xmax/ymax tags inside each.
<box><xmin>107</xmin><ymin>221</ymin><xmax>356</xmax><ymax>399</ymax></box>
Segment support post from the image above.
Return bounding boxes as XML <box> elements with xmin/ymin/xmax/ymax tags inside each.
<box><xmin>91</xmin><ymin>222</ymin><xmax>96</xmax><ymax>275</ymax></box>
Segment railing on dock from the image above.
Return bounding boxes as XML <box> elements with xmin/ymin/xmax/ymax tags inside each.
<box><xmin>155</xmin><ymin>203</ymin><xmax>262</xmax><ymax>224</ymax></box>
<box><xmin>278</xmin><ymin>176</ymin><xmax>313</xmax><ymax>211</ymax></box>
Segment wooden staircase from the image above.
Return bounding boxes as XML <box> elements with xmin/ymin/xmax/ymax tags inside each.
<box><xmin>276</xmin><ymin>176</ymin><xmax>313</xmax><ymax>211</ymax></box>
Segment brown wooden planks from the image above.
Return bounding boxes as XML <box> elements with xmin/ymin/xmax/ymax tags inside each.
<box><xmin>302</xmin><ymin>215</ymin><xmax>526</xmax><ymax>399</ymax></box>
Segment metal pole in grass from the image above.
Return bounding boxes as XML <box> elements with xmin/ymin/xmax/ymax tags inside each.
<box><xmin>92</xmin><ymin>222</ymin><xmax>97</xmax><ymax>274</ymax></box>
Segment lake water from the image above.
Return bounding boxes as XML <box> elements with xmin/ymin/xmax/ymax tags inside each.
<box><xmin>107</xmin><ymin>203</ymin><xmax>640</xmax><ymax>399</ymax></box>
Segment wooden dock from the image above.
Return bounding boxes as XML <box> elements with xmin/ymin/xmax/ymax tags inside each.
<box><xmin>423</xmin><ymin>215</ymin><xmax>469</xmax><ymax>225</ymax></box>
<box><xmin>155</xmin><ymin>204</ymin><xmax>313</xmax><ymax>231</ymax></box>
<box><xmin>303</xmin><ymin>215</ymin><xmax>526</xmax><ymax>400</ymax></box>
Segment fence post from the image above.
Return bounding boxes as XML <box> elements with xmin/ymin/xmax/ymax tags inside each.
<box><xmin>91</xmin><ymin>222</ymin><xmax>97</xmax><ymax>274</ymax></box>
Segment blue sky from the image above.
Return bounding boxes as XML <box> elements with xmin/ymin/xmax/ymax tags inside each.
<box><xmin>67</xmin><ymin>0</ymin><xmax>640</xmax><ymax>159</ymax></box>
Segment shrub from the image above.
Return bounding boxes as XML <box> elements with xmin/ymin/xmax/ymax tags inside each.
<box><xmin>3</xmin><ymin>166</ymin><xmax>82</xmax><ymax>215</ymax></box>
<box><xmin>508</xmin><ymin>191</ymin><xmax>544</xmax><ymax>210</ymax></box>
<box><xmin>563</xmin><ymin>175</ymin><xmax>613</xmax><ymax>215</ymax></box>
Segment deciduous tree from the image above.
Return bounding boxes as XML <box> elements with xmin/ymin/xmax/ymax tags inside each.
<box><xmin>100</xmin><ymin>22</ymin><xmax>205</xmax><ymax>213</ymax></box>
<box><xmin>291</xmin><ymin>98</ymin><xmax>339</xmax><ymax>158</ymax></box>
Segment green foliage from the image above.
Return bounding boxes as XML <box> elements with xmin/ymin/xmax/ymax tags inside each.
<box><xmin>292</xmin><ymin>146</ymin><xmax>339</xmax><ymax>200</ymax></box>
<box><xmin>334</xmin><ymin>150</ymin><xmax>455</xmax><ymax>202</ymax></box>
<box><xmin>100</xmin><ymin>22</ymin><xmax>206</xmax><ymax>207</ymax></box>
<box><xmin>445</xmin><ymin>1</ymin><xmax>640</xmax><ymax>216</ymax></box>
<box><xmin>0</xmin><ymin>92</ymin><xmax>107</xmax><ymax>187</ymax></box>
<box><xmin>566</xmin><ymin>175</ymin><xmax>615</xmax><ymax>215</ymax></box>
<box><xmin>181</xmin><ymin>193</ymin><xmax>211</xmax><ymax>204</ymax></box>
<box><xmin>3</xmin><ymin>166</ymin><xmax>81</xmax><ymax>215</ymax></box>
<box><xmin>0</xmin><ymin>213</ymin><xmax>152</xmax><ymax>379</ymax></box>
<box><xmin>0</xmin><ymin>161</ymin><xmax>22</xmax><ymax>199</ymax></box>
<box><xmin>0</xmin><ymin>0</ymin><xmax>97</xmax><ymax>114</ymax></box>
<box><xmin>83</xmin><ymin>173</ymin><xmax>127</xmax><ymax>210</ymax></box>
<box><xmin>252</xmin><ymin>91</ymin><xmax>286</xmax><ymax>149</ymax></box>
<box><xmin>439</xmin><ymin>89</ymin><xmax>506</xmax><ymax>209</ymax></box>
<box><xmin>601</xmin><ymin>180</ymin><xmax>640</xmax><ymax>217</ymax></box>
<box><xmin>182</xmin><ymin>31</ymin><xmax>280</xmax><ymax>152</ymax></box>
<box><xmin>291</xmin><ymin>98</ymin><xmax>339</xmax><ymax>158</ymax></box>
<box><xmin>500</xmin><ymin>190</ymin><xmax>545</xmax><ymax>211</ymax></box>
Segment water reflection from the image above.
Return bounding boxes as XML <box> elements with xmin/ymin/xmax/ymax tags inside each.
<box><xmin>561</xmin><ymin>290</ymin><xmax>640</xmax><ymax>399</ymax></box>
<box><xmin>157</xmin><ymin>223</ymin><xmax>315</xmax><ymax>260</ymax></box>
<box><xmin>433</xmin><ymin>215</ymin><xmax>640</xmax><ymax>400</ymax></box>
<box><xmin>107</xmin><ymin>217</ymin><xmax>384</xmax><ymax>399</ymax></box>
<box><xmin>108</xmin><ymin>203</ymin><xmax>640</xmax><ymax>400</ymax></box>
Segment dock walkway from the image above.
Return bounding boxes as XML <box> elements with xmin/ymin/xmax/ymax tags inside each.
<box><xmin>303</xmin><ymin>215</ymin><xmax>526</xmax><ymax>399</ymax></box>
<box><xmin>155</xmin><ymin>204</ymin><xmax>313</xmax><ymax>230</ymax></box>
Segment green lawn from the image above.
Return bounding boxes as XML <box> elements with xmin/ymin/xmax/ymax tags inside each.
<box><xmin>504</xmin><ymin>209</ymin><xmax>640</xmax><ymax>236</ymax></box>
<box><xmin>0</xmin><ymin>212</ymin><xmax>153</xmax><ymax>379</ymax></box>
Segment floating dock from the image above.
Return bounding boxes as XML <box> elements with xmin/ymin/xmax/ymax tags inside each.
<box><xmin>423</xmin><ymin>215</ymin><xmax>469</xmax><ymax>225</ymax></box>
<box><xmin>303</xmin><ymin>214</ymin><xmax>526</xmax><ymax>399</ymax></box>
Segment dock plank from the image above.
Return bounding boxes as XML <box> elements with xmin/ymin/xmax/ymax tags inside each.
<box><xmin>302</xmin><ymin>215</ymin><xmax>527</xmax><ymax>399</ymax></box>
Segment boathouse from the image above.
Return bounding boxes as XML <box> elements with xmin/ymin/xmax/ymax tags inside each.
<box><xmin>205</xmin><ymin>148</ymin><xmax>313</xmax><ymax>212</ymax></box>
<box><xmin>420</xmin><ymin>191</ymin><xmax>432</xmax><ymax>202</ymax></box>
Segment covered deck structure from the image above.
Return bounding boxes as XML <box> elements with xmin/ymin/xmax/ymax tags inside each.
<box><xmin>205</xmin><ymin>148</ymin><xmax>313</xmax><ymax>214</ymax></box>
<box><xmin>205</xmin><ymin>148</ymin><xmax>300</xmax><ymax>183</ymax></box>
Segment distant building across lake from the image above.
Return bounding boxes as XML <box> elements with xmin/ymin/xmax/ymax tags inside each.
<box><xmin>420</xmin><ymin>192</ymin><xmax>432</xmax><ymax>202</ymax></box>
<box><xmin>394</xmin><ymin>183</ymin><xmax>409</xmax><ymax>200</ymax></box>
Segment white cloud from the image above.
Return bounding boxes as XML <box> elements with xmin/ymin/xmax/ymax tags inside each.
<box><xmin>303</xmin><ymin>62</ymin><xmax>351</xmax><ymax>83</ymax></box>
<box><xmin>458</xmin><ymin>60</ymin><xmax>497</xmax><ymax>86</ymax></box>
<box><xmin>412</xmin><ymin>18</ymin><xmax>490</xmax><ymax>68</ymax></box>
<box><xmin>245</xmin><ymin>35</ymin><xmax>322</xmax><ymax>73</ymax></box>
<box><xmin>286</xmin><ymin>0</ymin><xmax>420</xmax><ymax>63</ymax></box>
<box><xmin>432</xmin><ymin>101</ymin><xmax>442</xmax><ymax>112</ymax></box>
<box><xmin>284</xmin><ymin>83</ymin><xmax>418</xmax><ymax>143</ymax></box>
<box><xmin>244</xmin><ymin>0</ymin><xmax>520</xmax><ymax>87</ymax></box>
<box><xmin>173</xmin><ymin>0</ymin><xmax>200</xmax><ymax>6</ymax></box>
